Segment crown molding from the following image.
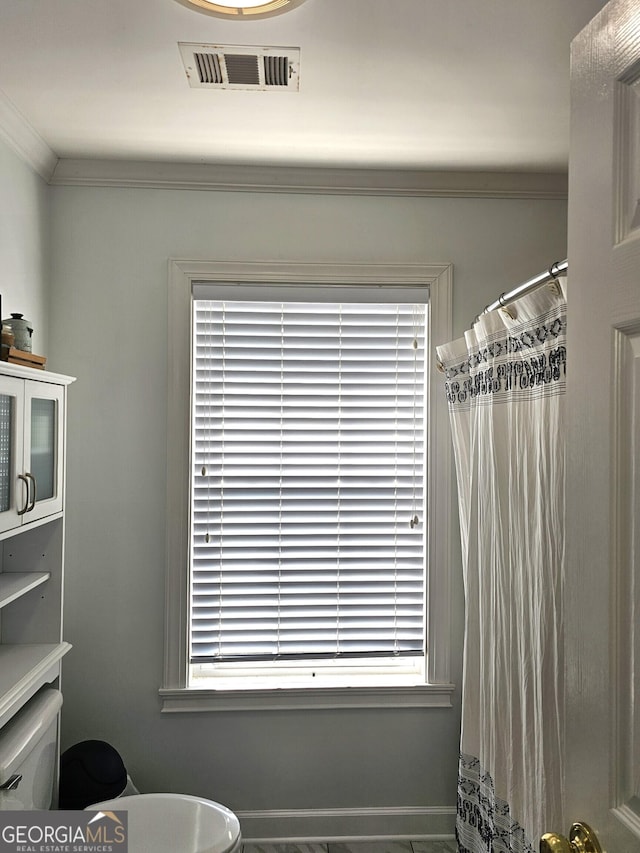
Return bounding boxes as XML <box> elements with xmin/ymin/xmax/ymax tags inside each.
<box><xmin>0</xmin><ymin>89</ymin><xmax>58</xmax><ymax>182</ymax></box>
<box><xmin>0</xmin><ymin>96</ymin><xmax>568</xmax><ymax>198</ymax></box>
<box><xmin>50</xmin><ymin>157</ymin><xmax>568</xmax><ymax>199</ymax></box>
<box><xmin>0</xmin><ymin>87</ymin><xmax>568</xmax><ymax>197</ymax></box>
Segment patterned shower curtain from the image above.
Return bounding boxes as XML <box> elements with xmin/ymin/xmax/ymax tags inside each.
<box><xmin>436</xmin><ymin>278</ymin><xmax>567</xmax><ymax>853</ymax></box>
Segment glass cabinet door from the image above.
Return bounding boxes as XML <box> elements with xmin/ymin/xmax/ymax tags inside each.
<box><xmin>0</xmin><ymin>375</ymin><xmax>25</xmax><ymax>534</ymax></box>
<box><xmin>30</xmin><ymin>397</ymin><xmax>56</xmax><ymax>501</ymax></box>
<box><xmin>24</xmin><ymin>381</ymin><xmax>64</xmax><ymax>523</ymax></box>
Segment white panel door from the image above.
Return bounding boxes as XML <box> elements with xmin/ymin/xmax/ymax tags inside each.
<box><xmin>564</xmin><ymin>1</ymin><xmax>640</xmax><ymax>850</ymax></box>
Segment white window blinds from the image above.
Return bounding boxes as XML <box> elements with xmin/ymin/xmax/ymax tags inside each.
<box><xmin>190</xmin><ymin>285</ymin><xmax>428</xmax><ymax>664</ymax></box>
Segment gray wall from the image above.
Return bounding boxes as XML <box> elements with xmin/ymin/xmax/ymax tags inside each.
<box><xmin>0</xmin><ymin>139</ymin><xmax>50</xmax><ymax>353</ymax></box>
<box><xmin>0</xmin><ymin>136</ymin><xmax>569</xmax><ymax>835</ymax></box>
<box><xmin>47</xmin><ymin>183</ymin><xmax>567</xmax><ymax>830</ymax></box>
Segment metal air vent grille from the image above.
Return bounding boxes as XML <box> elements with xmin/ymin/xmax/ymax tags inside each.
<box><xmin>194</xmin><ymin>52</ymin><xmax>223</xmax><ymax>84</ymax></box>
<box><xmin>179</xmin><ymin>42</ymin><xmax>300</xmax><ymax>91</ymax></box>
<box><xmin>264</xmin><ymin>55</ymin><xmax>289</xmax><ymax>86</ymax></box>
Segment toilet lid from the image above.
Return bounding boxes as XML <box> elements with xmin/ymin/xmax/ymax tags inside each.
<box><xmin>86</xmin><ymin>793</ymin><xmax>241</xmax><ymax>853</ymax></box>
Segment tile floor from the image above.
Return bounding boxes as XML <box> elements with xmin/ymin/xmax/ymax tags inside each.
<box><xmin>243</xmin><ymin>841</ymin><xmax>457</xmax><ymax>853</ymax></box>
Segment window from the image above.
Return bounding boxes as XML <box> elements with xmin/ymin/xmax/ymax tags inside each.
<box><xmin>162</xmin><ymin>261</ymin><xmax>453</xmax><ymax>711</ymax></box>
<box><xmin>191</xmin><ymin>288</ymin><xmax>427</xmax><ymax>685</ymax></box>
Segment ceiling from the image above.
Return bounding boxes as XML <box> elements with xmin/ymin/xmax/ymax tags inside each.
<box><xmin>0</xmin><ymin>0</ymin><xmax>608</xmax><ymax>174</ymax></box>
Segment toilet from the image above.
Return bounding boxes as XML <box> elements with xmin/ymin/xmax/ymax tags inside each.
<box><xmin>86</xmin><ymin>793</ymin><xmax>242</xmax><ymax>853</ymax></box>
<box><xmin>0</xmin><ymin>688</ymin><xmax>242</xmax><ymax>853</ymax></box>
<box><xmin>0</xmin><ymin>687</ymin><xmax>63</xmax><ymax>810</ymax></box>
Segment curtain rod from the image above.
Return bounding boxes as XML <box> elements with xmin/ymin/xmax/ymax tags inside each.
<box><xmin>475</xmin><ymin>258</ymin><xmax>568</xmax><ymax>323</ymax></box>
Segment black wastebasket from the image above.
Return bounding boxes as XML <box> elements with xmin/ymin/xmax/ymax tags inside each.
<box><xmin>59</xmin><ymin>740</ymin><xmax>127</xmax><ymax>809</ymax></box>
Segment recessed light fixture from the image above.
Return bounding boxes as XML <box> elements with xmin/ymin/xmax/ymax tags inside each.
<box><xmin>176</xmin><ymin>0</ymin><xmax>308</xmax><ymax>19</ymax></box>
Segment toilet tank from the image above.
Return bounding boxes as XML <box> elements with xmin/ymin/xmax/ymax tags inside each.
<box><xmin>0</xmin><ymin>688</ymin><xmax>63</xmax><ymax>810</ymax></box>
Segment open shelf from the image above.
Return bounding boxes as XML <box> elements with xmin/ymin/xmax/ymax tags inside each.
<box><xmin>0</xmin><ymin>572</ymin><xmax>50</xmax><ymax>609</ymax></box>
<box><xmin>0</xmin><ymin>642</ymin><xmax>71</xmax><ymax>729</ymax></box>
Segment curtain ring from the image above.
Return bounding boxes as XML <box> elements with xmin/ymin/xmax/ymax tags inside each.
<box><xmin>500</xmin><ymin>305</ymin><xmax>516</xmax><ymax>320</ymax></box>
<box><xmin>496</xmin><ymin>292</ymin><xmax>517</xmax><ymax>319</ymax></box>
<box><xmin>547</xmin><ymin>261</ymin><xmax>563</xmax><ymax>297</ymax></box>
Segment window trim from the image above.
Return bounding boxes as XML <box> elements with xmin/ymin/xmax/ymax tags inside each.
<box><xmin>162</xmin><ymin>260</ymin><xmax>453</xmax><ymax>711</ymax></box>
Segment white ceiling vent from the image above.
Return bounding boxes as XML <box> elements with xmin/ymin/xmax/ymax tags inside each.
<box><xmin>178</xmin><ymin>43</ymin><xmax>300</xmax><ymax>91</ymax></box>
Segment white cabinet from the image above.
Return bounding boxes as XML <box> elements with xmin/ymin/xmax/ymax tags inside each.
<box><xmin>0</xmin><ymin>368</ymin><xmax>67</xmax><ymax>535</ymax></box>
<box><xmin>0</xmin><ymin>364</ymin><xmax>74</xmax><ymax>729</ymax></box>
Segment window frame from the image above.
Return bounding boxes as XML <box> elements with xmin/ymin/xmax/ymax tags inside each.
<box><xmin>161</xmin><ymin>260</ymin><xmax>454</xmax><ymax>712</ymax></box>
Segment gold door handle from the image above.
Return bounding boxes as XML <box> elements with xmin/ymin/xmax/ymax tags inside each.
<box><xmin>540</xmin><ymin>822</ymin><xmax>602</xmax><ymax>853</ymax></box>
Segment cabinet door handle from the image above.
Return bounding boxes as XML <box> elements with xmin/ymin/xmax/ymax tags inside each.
<box><xmin>25</xmin><ymin>473</ymin><xmax>36</xmax><ymax>513</ymax></box>
<box><xmin>17</xmin><ymin>474</ymin><xmax>29</xmax><ymax>515</ymax></box>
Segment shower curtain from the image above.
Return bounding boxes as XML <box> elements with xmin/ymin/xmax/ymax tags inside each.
<box><xmin>436</xmin><ymin>278</ymin><xmax>567</xmax><ymax>853</ymax></box>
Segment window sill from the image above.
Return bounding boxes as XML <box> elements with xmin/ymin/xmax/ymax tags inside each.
<box><xmin>159</xmin><ymin>682</ymin><xmax>455</xmax><ymax>712</ymax></box>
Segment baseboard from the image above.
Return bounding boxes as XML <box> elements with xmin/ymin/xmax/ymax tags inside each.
<box><xmin>235</xmin><ymin>806</ymin><xmax>456</xmax><ymax>843</ymax></box>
